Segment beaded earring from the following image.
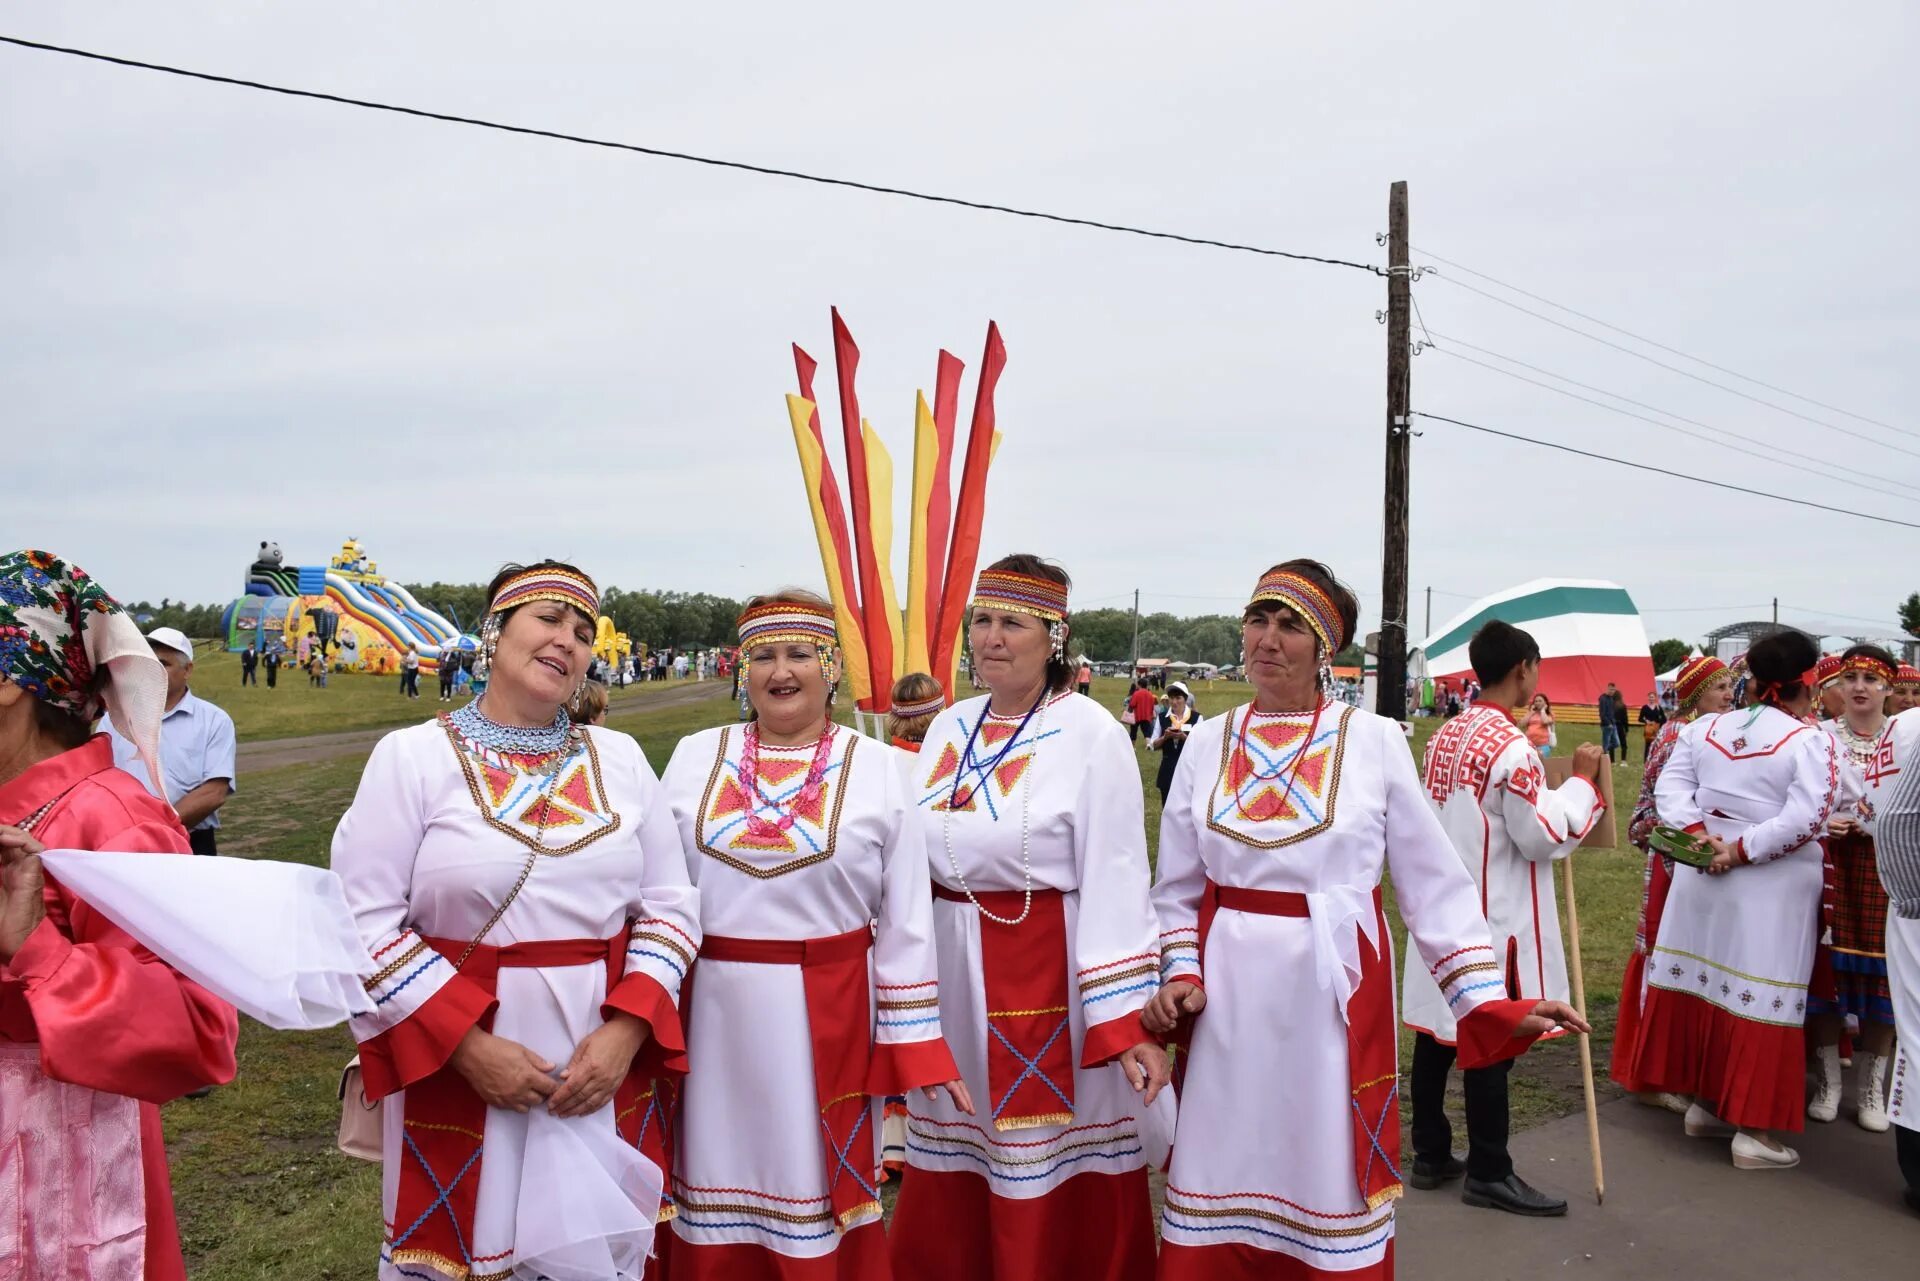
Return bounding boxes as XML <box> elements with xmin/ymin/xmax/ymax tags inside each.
<box><xmin>475</xmin><ymin>612</ymin><xmax>503</xmax><ymax>681</ymax></box>
<box><xmin>567</xmin><ymin>677</ymin><xmax>589</xmax><ymax>718</ymax></box>
<box><xmin>1047</xmin><ymin>621</ymin><xmax>1068</xmax><ymax>663</ymax></box>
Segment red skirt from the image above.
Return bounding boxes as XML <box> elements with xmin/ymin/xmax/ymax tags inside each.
<box><xmin>1633</xmin><ymin>988</ymin><xmax>1805</xmax><ymax>1132</ymax></box>
<box><xmin>1159</xmin><ymin>1239</ymin><xmax>1395</xmax><ymax>1281</ymax></box>
<box><xmin>1610</xmin><ymin>854</ymin><xmax>1674</xmax><ymax>1093</ymax></box>
<box><xmin>890</xmin><ymin>1165</ymin><xmax>1155</xmax><ymax>1281</ymax></box>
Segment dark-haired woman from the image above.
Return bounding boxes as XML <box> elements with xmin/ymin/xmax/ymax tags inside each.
<box><xmin>334</xmin><ymin>562</ymin><xmax>700</xmax><ymax>1280</ymax></box>
<box><xmin>892</xmin><ymin>555</ymin><xmax>1170</xmax><ymax>1281</ymax></box>
<box><xmin>1147</xmin><ymin>562</ymin><xmax>1582</xmax><ymax>1279</ymax></box>
<box><xmin>0</xmin><ymin>549</ymin><xmax>238</xmax><ymax>1281</ymax></box>
<box><xmin>1808</xmin><ymin>645</ymin><xmax>1901</xmax><ymax>1131</ymax></box>
<box><xmin>1636</xmin><ymin>631</ymin><xmax>1838</xmax><ymax>1170</ymax></box>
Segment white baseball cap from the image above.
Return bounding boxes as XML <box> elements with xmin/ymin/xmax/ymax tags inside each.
<box><xmin>146</xmin><ymin>627</ymin><xmax>195</xmax><ymax>661</ymax></box>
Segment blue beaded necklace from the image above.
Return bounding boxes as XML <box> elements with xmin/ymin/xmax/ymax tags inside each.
<box><xmin>449</xmin><ymin>700</ymin><xmax>572</xmax><ymax>758</ymax></box>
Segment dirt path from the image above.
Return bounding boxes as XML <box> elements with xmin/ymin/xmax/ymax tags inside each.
<box><xmin>235</xmin><ymin>682</ymin><xmax>730</xmax><ymax>771</ymax></box>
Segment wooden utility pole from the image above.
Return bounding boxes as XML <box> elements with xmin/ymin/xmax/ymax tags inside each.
<box><xmin>1129</xmin><ymin>589</ymin><xmax>1142</xmax><ymax>672</ymax></box>
<box><xmin>1377</xmin><ymin>181</ymin><xmax>1413</xmax><ymax>720</ymax></box>
<box><xmin>1425</xmin><ymin>586</ymin><xmax>1432</xmax><ymax>638</ymax></box>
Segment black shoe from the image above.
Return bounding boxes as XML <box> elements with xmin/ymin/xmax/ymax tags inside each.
<box><xmin>1461</xmin><ymin>1173</ymin><xmax>1568</xmax><ymax>1217</ymax></box>
<box><xmin>1407</xmin><ymin>1154</ymin><xmax>1467</xmax><ymax>1190</ymax></box>
<box><xmin>185</xmin><ymin>1084</ymin><xmax>217</xmax><ymax>1100</ymax></box>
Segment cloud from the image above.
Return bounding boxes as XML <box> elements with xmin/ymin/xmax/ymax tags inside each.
<box><xmin>4</xmin><ymin>1</ymin><xmax>1916</xmax><ymax>647</ymax></box>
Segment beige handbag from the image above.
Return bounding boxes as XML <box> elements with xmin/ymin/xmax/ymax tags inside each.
<box><xmin>336</xmin><ymin>1056</ymin><xmax>383</xmax><ymax>1161</ymax></box>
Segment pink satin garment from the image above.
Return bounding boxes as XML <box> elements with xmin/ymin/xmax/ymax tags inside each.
<box><xmin>0</xmin><ymin>1042</ymin><xmax>147</xmax><ymax>1281</ymax></box>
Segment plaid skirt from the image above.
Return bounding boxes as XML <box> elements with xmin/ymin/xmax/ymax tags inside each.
<box><xmin>1809</xmin><ymin>832</ymin><xmax>1893</xmax><ymax>1024</ymax></box>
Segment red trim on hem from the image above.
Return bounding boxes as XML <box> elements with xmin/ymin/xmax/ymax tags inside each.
<box><xmin>605</xmin><ymin>971</ymin><xmax>688</xmax><ymax>1076</ymax></box>
<box><xmin>1631</xmin><ymin>988</ymin><xmax>1806</xmax><ymax>1132</ymax></box>
<box><xmin>890</xmin><ymin>1165</ymin><xmax>1155</xmax><ymax>1281</ymax></box>
<box><xmin>868</xmin><ymin>1035</ymin><xmax>960</xmax><ymax>1096</ymax></box>
<box><xmin>1080</xmin><ymin>1008</ymin><xmax>1151</xmax><ymax>1068</ymax></box>
<box><xmin>1159</xmin><ymin>1237</ymin><xmax>1394</xmax><ymax>1281</ymax></box>
<box><xmin>668</xmin><ymin>1219</ymin><xmax>889</xmax><ymax>1280</ymax></box>
<box><xmin>357</xmin><ymin>976</ymin><xmax>496</xmax><ymax>1100</ymax></box>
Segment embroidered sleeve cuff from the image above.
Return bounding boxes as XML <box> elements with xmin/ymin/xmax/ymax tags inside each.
<box><xmin>1453</xmin><ymin>997</ymin><xmax>1540</xmax><ymax>1070</ymax></box>
<box><xmin>2</xmin><ymin>918</ymin><xmax>72</xmax><ymax>985</ymax></box>
<box><xmin>1080</xmin><ymin>1008</ymin><xmax>1152</xmax><ymax>1068</ymax></box>
<box><xmin>604</xmin><ymin>971</ymin><xmax>687</xmax><ymax>1077</ymax></box>
<box><xmin>355</xmin><ymin>974</ymin><xmax>496</xmax><ymax>1101</ymax></box>
<box><xmin>1683</xmin><ymin>822</ymin><xmax>1708</xmax><ymax>836</ymax></box>
<box><xmin>868</xmin><ymin>1035</ymin><xmax>960</xmax><ymax>1095</ymax></box>
<box><xmin>624</xmin><ymin>919</ymin><xmax>694</xmax><ymax>1005</ymax></box>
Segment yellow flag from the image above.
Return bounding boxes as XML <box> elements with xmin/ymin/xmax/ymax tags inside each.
<box><xmin>904</xmin><ymin>392</ymin><xmax>939</xmax><ymax>676</ymax></box>
<box><xmin>786</xmin><ymin>396</ymin><xmax>874</xmax><ymax>704</ymax></box>
<box><xmin>861</xmin><ymin>420</ymin><xmax>906</xmax><ymax>697</ymax></box>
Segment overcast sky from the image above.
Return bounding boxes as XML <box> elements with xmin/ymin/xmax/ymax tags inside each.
<box><xmin>5</xmin><ymin>3</ymin><xmax>1916</xmax><ymax>647</ymax></box>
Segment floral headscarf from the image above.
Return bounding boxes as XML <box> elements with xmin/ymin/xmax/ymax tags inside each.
<box><xmin>0</xmin><ymin>550</ymin><xmax>166</xmax><ymax>793</ymax></box>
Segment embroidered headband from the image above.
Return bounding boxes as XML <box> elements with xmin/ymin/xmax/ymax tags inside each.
<box><xmin>970</xmin><ymin>569</ymin><xmax>1069</xmax><ymax>623</ymax></box>
<box><xmin>890</xmin><ymin>690</ymin><xmax>947</xmax><ymax>719</ymax></box>
<box><xmin>490</xmin><ymin>567</ymin><xmax>600</xmax><ymax>619</ymax></box>
<box><xmin>1898</xmin><ymin>664</ymin><xmax>1920</xmax><ymax>692</ymax></box>
<box><xmin>1673</xmin><ymin>655</ymin><xmax>1729</xmax><ymax>709</ymax></box>
<box><xmin>1833</xmin><ymin>653</ymin><xmax>1896</xmax><ymax>686</ymax></box>
<box><xmin>1246</xmin><ymin>569</ymin><xmax>1348</xmax><ymax>654</ymax></box>
<box><xmin>1812</xmin><ymin>654</ymin><xmax>1844</xmax><ymax>689</ymax></box>
<box><xmin>737</xmin><ymin>600</ymin><xmax>838</xmax><ymax>650</ymax></box>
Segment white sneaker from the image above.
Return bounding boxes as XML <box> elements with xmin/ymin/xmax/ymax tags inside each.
<box><xmin>1808</xmin><ymin>1045</ymin><xmax>1842</xmax><ymax>1123</ymax></box>
<box><xmin>1636</xmin><ymin>1091</ymin><xmax>1691</xmax><ymax>1115</ymax></box>
<box><xmin>1731</xmin><ymin>1132</ymin><xmax>1800</xmax><ymax>1170</ymax></box>
<box><xmin>1684</xmin><ymin>1102</ymin><xmax>1735</xmax><ymax>1138</ymax></box>
<box><xmin>1858</xmin><ymin>1054</ymin><xmax>1891</xmax><ymax>1133</ymax></box>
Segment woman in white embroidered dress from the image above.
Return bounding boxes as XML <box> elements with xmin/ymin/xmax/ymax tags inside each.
<box><xmin>660</xmin><ymin>592</ymin><xmax>967</xmax><ymax>1279</ymax></box>
<box><xmin>1145</xmin><ymin>561</ymin><xmax>1585</xmax><ymax>1281</ymax></box>
<box><xmin>1634</xmin><ymin>629</ymin><xmax>1837</xmax><ymax>1170</ymax></box>
<box><xmin>890</xmin><ymin>555</ymin><xmax>1170</xmax><ymax>1281</ymax></box>
<box><xmin>334</xmin><ymin>562</ymin><xmax>700</xmax><ymax>1281</ymax></box>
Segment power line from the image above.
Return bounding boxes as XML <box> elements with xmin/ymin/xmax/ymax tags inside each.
<box><xmin>1411</xmin><ymin>410</ymin><xmax>1920</xmax><ymax>533</ymax></box>
<box><xmin>0</xmin><ymin>34</ymin><xmax>1382</xmax><ymax>275</ymax></box>
<box><xmin>1414</xmin><ymin>247</ymin><xmax>1905</xmax><ymax>436</ymax></box>
<box><xmin>1424</xmin><ymin>271</ymin><xmax>1920</xmax><ymax>453</ymax></box>
<box><xmin>1426</xmin><ymin>337</ymin><xmax>1920</xmax><ymax>505</ymax></box>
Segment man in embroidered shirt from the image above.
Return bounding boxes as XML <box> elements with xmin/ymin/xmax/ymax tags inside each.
<box><xmin>1402</xmin><ymin>620</ymin><xmax>1606</xmax><ymax>1217</ymax></box>
<box><xmin>103</xmin><ymin>627</ymin><xmax>238</xmax><ymax>856</ymax></box>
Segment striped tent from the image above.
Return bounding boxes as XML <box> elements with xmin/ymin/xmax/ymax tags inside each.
<box><xmin>1415</xmin><ymin>578</ymin><xmax>1655</xmax><ymax>709</ymax></box>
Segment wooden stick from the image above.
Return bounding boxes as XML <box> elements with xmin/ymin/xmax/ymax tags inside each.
<box><xmin>1562</xmin><ymin>855</ymin><xmax>1605</xmax><ymax>1204</ymax></box>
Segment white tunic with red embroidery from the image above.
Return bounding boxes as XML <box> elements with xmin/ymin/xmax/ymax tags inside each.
<box><xmin>1633</xmin><ymin>705</ymin><xmax>1839</xmax><ymax>1129</ymax></box>
<box><xmin>335</xmin><ymin>721</ymin><xmax>699</xmax><ymax>1281</ymax></box>
<box><xmin>1152</xmin><ymin>702</ymin><xmax>1547</xmax><ymax>1279</ymax></box>
<box><xmin>890</xmin><ymin>691</ymin><xmax>1164</xmax><ymax>1281</ymax></box>
<box><xmin>1401</xmin><ymin>703</ymin><xmax>1602</xmax><ymax>1044</ymax></box>
<box><xmin>659</xmin><ymin>723</ymin><xmax>953</xmax><ymax>1267</ymax></box>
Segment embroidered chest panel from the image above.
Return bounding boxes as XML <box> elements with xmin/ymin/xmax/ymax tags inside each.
<box><xmin>1423</xmin><ymin>709</ymin><xmax>1525</xmax><ymax>805</ymax></box>
<box><xmin>695</xmin><ymin>727</ymin><xmax>857</xmax><ymax>878</ymax></box>
<box><xmin>1205</xmin><ymin>704</ymin><xmax>1354</xmax><ymax>849</ymax></box>
<box><xmin>448</xmin><ymin>730</ymin><xmax>622</xmax><ymax>856</ymax></box>
<box><xmin>918</xmin><ymin>711</ymin><xmax>1064</xmax><ymax>820</ymax></box>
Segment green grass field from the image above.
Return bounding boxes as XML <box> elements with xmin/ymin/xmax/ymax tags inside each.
<box><xmin>163</xmin><ymin>675</ymin><xmax>1650</xmax><ymax>1276</ymax></box>
<box><xmin>179</xmin><ymin>647</ymin><xmax>715</xmax><ymax>742</ymax></box>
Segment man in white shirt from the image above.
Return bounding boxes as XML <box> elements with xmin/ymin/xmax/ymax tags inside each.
<box><xmin>104</xmin><ymin>626</ymin><xmax>238</xmax><ymax>855</ymax></box>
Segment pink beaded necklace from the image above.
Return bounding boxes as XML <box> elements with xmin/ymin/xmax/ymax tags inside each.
<box><xmin>739</xmin><ymin>721</ymin><xmax>836</xmax><ymax>840</ymax></box>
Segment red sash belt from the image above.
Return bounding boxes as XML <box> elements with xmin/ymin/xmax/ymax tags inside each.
<box><xmin>933</xmin><ymin>883</ymin><xmax>1078</xmax><ymax>1133</ymax></box>
<box><xmin>1196</xmin><ymin>879</ymin><xmax>1403</xmax><ymax>1210</ymax></box>
<box><xmin>388</xmin><ymin>930</ymin><xmax>672</xmax><ymax>1278</ymax></box>
<box><xmin>697</xmin><ymin>925</ymin><xmax>881</xmax><ymax>1230</ymax></box>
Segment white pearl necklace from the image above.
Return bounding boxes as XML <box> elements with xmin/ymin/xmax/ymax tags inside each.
<box><xmin>941</xmin><ymin>693</ymin><xmax>1052</xmax><ymax>926</ymax></box>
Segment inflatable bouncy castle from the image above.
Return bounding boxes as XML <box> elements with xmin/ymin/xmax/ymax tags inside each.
<box><xmin>222</xmin><ymin>539</ymin><xmax>464</xmax><ymax>674</ymax></box>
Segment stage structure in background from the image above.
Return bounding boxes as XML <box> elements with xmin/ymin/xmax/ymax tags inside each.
<box><xmin>1413</xmin><ymin>578</ymin><xmax>1656</xmax><ymax>717</ymax></box>
<box><xmin>222</xmin><ymin>538</ymin><xmax>465</xmax><ymax>675</ymax></box>
<box><xmin>783</xmin><ymin>309</ymin><xmax>1006</xmax><ymax>715</ymax></box>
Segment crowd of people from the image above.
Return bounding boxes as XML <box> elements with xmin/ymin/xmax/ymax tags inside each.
<box><xmin>4</xmin><ymin>543</ymin><xmax>1917</xmax><ymax>1281</ymax></box>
